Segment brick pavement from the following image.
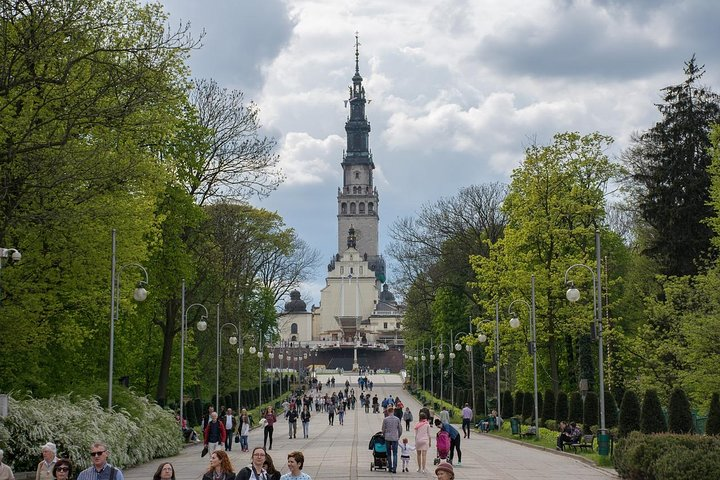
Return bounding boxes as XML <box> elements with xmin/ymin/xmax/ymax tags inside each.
<box><xmin>123</xmin><ymin>374</ymin><xmax>617</xmax><ymax>480</ymax></box>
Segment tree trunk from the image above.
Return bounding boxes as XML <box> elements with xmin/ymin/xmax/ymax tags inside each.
<box><xmin>155</xmin><ymin>297</ymin><xmax>180</xmax><ymax>405</ymax></box>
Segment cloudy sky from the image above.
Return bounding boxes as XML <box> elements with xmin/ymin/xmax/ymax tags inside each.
<box><xmin>161</xmin><ymin>0</ymin><xmax>720</xmax><ymax>303</ymax></box>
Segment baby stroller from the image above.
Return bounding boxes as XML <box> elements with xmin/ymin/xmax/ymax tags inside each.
<box><xmin>368</xmin><ymin>432</ymin><xmax>388</xmax><ymax>471</ymax></box>
<box><xmin>433</xmin><ymin>430</ymin><xmax>451</xmax><ymax>465</ymax></box>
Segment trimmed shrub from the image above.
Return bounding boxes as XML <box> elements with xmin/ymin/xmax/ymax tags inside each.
<box><xmin>502</xmin><ymin>390</ymin><xmax>513</xmax><ymax>418</ymax></box>
<box><xmin>568</xmin><ymin>391</ymin><xmax>583</xmax><ymax>424</ymax></box>
<box><xmin>605</xmin><ymin>390</ymin><xmax>619</xmax><ymax>429</ymax></box>
<box><xmin>618</xmin><ymin>390</ymin><xmax>641</xmax><ymax>438</ymax></box>
<box><xmin>555</xmin><ymin>391</ymin><xmax>568</xmax><ymax>423</ymax></box>
<box><xmin>668</xmin><ymin>388</ymin><xmax>693</xmax><ymax>434</ymax></box>
<box><xmin>514</xmin><ymin>391</ymin><xmax>524</xmax><ymax>419</ymax></box>
<box><xmin>583</xmin><ymin>391</ymin><xmax>598</xmax><ymax>434</ymax></box>
<box><xmin>522</xmin><ymin>391</ymin><xmax>533</xmax><ymax>420</ymax></box>
<box><xmin>542</xmin><ymin>389</ymin><xmax>555</xmax><ymax>424</ymax></box>
<box><xmin>0</xmin><ymin>393</ymin><xmax>182</xmax><ymax>471</ymax></box>
<box><xmin>655</xmin><ymin>446</ymin><xmax>720</xmax><ymax>480</ymax></box>
<box><xmin>707</xmin><ymin>392</ymin><xmax>720</xmax><ymax>436</ymax></box>
<box><xmin>640</xmin><ymin>389</ymin><xmax>666</xmax><ymax>434</ymax></box>
<box><xmin>614</xmin><ymin>432</ymin><xmax>720</xmax><ymax>480</ymax></box>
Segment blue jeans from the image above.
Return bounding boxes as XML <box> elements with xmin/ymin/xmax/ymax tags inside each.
<box><xmin>302</xmin><ymin>421</ymin><xmax>309</xmax><ymax>438</ymax></box>
<box><xmin>385</xmin><ymin>440</ymin><xmax>399</xmax><ymax>472</ymax></box>
<box><xmin>240</xmin><ymin>435</ymin><xmax>248</xmax><ymax>451</ymax></box>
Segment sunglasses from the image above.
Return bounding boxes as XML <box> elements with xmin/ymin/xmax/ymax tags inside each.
<box><xmin>56</xmin><ymin>468</ymin><xmax>70</xmax><ymax>472</ymax></box>
<box><xmin>90</xmin><ymin>451</ymin><xmax>106</xmax><ymax>457</ymax></box>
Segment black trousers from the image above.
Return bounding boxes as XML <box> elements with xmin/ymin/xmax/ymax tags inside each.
<box><xmin>449</xmin><ymin>435</ymin><xmax>461</xmax><ymax>463</ymax></box>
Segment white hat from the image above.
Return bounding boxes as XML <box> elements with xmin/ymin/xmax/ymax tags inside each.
<box><xmin>41</xmin><ymin>442</ymin><xmax>57</xmax><ymax>454</ymax></box>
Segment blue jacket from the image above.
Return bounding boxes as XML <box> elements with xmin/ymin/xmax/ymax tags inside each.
<box><xmin>441</xmin><ymin>422</ymin><xmax>460</xmax><ymax>440</ymax></box>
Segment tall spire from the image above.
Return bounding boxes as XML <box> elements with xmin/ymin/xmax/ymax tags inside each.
<box><xmin>354</xmin><ymin>31</ymin><xmax>360</xmax><ymax>76</ymax></box>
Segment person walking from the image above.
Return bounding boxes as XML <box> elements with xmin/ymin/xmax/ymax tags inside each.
<box><xmin>203</xmin><ymin>412</ymin><xmax>227</xmax><ymax>453</ymax></box>
<box><xmin>286</xmin><ymin>405</ymin><xmax>298</xmax><ymax>439</ymax></box>
<box><xmin>327</xmin><ymin>402</ymin><xmax>336</xmax><ymax>426</ymax></box>
<box><xmin>279</xmin><ymin>451</ymin><xmax>311</xmax><ymax>480</ymax></box>
<box><xmin>414</xmin><ymin>412</ymin><xmax>432</xmax><ymax>473</ymax></box>
<box><xmin>434</xmin><ymin>419</ymin><xmax>461</xmax><ymax>465</ymax></box>
<box><xmin>238</xmin><ymin>410</ymin><xmax>251</xmax><ymax>452</ymax></box>
<box><xmin>382</xmin><ymin>406</ymin><xmax>403</xmax><ymax>474</ymax></box>
<box><xmin>36</xmin><ymin>442</ymin><xmax>58</xmax><ymax>480</ymax></box>
<box><xmin>202</xmin><ymin>451</ymin><xmax>234</xmax><ymax>480</ymax></box>
<box><xmin>152</xmin><ymin>463</ymin><xmax>175</xmax><ymax>480</ymax></box>
<box><xmin>461</xmin><ymin>403</ymin><xmax>473</xmax><ymax>438</ymax></box>
<box><xmin>300</xmin><ymin>406</ymin><xmax>311</xmax><ymax>438</ymax></box>
<box><xmin>236</xmin><ymin>447</ymin><xmax>267</xmax><ymax>480</ymax></box>
<box><xmin>76</xmin><ymin>442</ymin><xmax>124</xmax><ymax>480</ymax></box>
<box><xmin>221</xmin><ymin>408</ymin><xmax>237</xmax><ymax>451</ymax></box>
<box><xmin>0</xmin><ymin>449</ymin><xmax>15</xmax><ymax>480</ymax></box>
<box><xmin>262</xmin><ymin>406</ymin><xmax>277</xmax><ymax>451</ymax></box>
<box><xmin>403</xmin><ymin>407</ymin><xmax>413</xmax><ymax>431</ymax></box>
<box><xmin>53</xmin><ymin>459</ymin><xmax>72</xmax><ymax>480</ymax></box>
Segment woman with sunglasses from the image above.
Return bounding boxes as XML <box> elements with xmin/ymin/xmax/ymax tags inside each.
<box><xmin>202</xmin><ymin>451</ymin><xmax>234</xmax><ymax>480</ymax></box>
<box><xmin>52</xmin><ymin>459</ymin><xmax>72</xmax><ymax>480</ymax></box>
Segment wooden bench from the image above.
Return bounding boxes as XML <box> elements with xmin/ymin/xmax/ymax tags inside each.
<box><xmin>567</xmin><ymin>434</ymin><xmax>595</xmax><ymax>453</ymax></box>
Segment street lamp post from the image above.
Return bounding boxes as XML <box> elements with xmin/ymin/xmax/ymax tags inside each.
<box><xmin>180</xmin><ymin>279</ymin><xmax>209</xmax><ymax>428</ymax></box>
<box><xmin>108</xmin><ymin>229</ymin><xmax>148</xmax><ymax>410</ymax></box>
<box><xmin>435</xmin><ymin>343</ymin><xmax>451</xmax><ymax>404</ymax></box>
<box><xmin>508</xmin><ymin>274</ymin><xmax>539</xmax><ymax>438</ymax></box>
<box><xmin>453</xmin><ymin>330</ymin><xmax>475</xmax><ymax>414</ymax></box>
<box><xmin>477</xmin><ymin>301</ymin><xmax>501</xmax><ymax>417</ymax></box>
<box><xmin>0</xmin><ymin>247</ymin><xmax>21</xmax><ymax>302</ymax></box>
<box><xmin>565</xmin><ymin>230</ymin><xmax>607</xmax><ymax>455</ymax></box>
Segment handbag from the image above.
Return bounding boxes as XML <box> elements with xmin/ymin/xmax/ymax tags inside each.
<box><xmin>259</xmin><ymin>418</ymin><xmax>267</xmax><ymax>428</ymax></box>
<box><xmin>234</xmin><ymin>434</ymin><xmax>240</xmax><ymax>443</ymax></box>
<box><xmin>201</xmin><ymin>445</ymin><xmax>209</xmax><ymax>457</ymax></box>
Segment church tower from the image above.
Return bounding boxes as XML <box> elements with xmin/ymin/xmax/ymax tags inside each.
<box><xmin>337</xmin><ymin>34</ymin><xmax>379</xmax><ymax>259</ymax></box>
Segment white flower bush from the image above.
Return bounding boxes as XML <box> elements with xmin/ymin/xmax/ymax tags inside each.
<box><xmin>0</xmin><ymin>392</ymin><xmax>182</xmax><ymax>471</ymax></box>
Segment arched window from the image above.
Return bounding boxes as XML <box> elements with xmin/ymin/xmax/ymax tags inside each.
<box><xmin>359</xmin><ymin>203</ymin><xmax>365</xmax><ymax>214</ymax></box>
<box><xmin>368</xmin><ymin>202</ymin><xmax>374</xmax><ymax>213</ymax></box>
<box><xmin>341</xmin><ymin>202</ymin><xmax>347</xmax><ymax>214</ymax></box>
<box><xmin>291</xmin><ymin>323</ymin><xmax>298</xmax><ymax>334</ymax></box>
<box><xmin>350</xmin><ymin>202</ymin><xmax>356</xmax><ymax>214</ymax></box>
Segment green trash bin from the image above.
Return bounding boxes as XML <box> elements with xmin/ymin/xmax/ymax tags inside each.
<box><xmin>598</xmin><ymin>432</ymin><xmax>610</xmax><ymax>455</ymax></box>
<box><xmin>510</xmin><ymin>417</ymin><xmax>520</xmax><ymax>435</ymax></box>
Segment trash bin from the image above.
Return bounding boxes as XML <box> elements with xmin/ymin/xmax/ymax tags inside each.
<box><xmin>598</xmin><ymin>432</ymin><xmax>610</xmax><ymax>455</ymax></box>
<box><xmin>510</xmin><ymin>417</ymin><xmax>520</xmax><ymax>435</ymax></box>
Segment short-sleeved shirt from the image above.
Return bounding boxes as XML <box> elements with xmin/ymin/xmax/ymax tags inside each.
<box><xmin>0</xmin><ymin>463</ymin><xmax>16</xmax><ymax>480</ymax></box>
<box><xmin>76</xmin><ymin>463</ymin><xmax>124</xmax><ymax>480</ymax></box>
<box><xmin>462</xmin><ymin>407</ymin><xmax>473</xmax><ymax>419</ymax></box>
<box><xmin>279</xmin><ymin>473</ymin><xmax>311</xmax><ymax>480</ymax></box>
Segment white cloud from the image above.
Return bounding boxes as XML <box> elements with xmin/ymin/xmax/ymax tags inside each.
<box><xmin>277</xmin><ymin>132</ymin><xmax>344</xmax><ymax>186</ymax></box>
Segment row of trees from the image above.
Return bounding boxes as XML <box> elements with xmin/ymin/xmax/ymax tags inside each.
<box><xmin>391</xmin><ymin>56</ymin><xmax>720</xmax><ymax>414</ymax></box>
<box><xmin>0</xmin><ymin>1</ymin><xmax>318</xmax><ymax>405</ymax></box>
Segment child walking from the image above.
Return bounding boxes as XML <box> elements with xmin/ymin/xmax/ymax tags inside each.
<box><xmin>399</xmin><ymin>437</ymin><xmax>415</xmax><ymax>472</ymax></box>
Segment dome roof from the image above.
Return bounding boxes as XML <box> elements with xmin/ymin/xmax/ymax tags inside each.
<box><xmin>284</xmin><ymin>290</ymin><xmax>307</xmax><ymax>312</ymax></box>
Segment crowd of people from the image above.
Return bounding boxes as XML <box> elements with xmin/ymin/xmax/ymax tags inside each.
<box><xmin>2</xmin><ymin>375</ymin><xmax>487</xmax><ymax>480</ymax></box>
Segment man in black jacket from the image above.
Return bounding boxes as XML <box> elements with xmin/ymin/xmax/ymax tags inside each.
<box><xmin>286</xmin><ymin>405</ymin><xmax>299</xmax><ymax>438</ymax></box>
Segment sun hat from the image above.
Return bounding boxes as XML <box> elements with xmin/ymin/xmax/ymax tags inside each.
<box><xmin>435</xmin><ymin>461</ymin><xmax>454</xmax><ymax>476</ymax></box>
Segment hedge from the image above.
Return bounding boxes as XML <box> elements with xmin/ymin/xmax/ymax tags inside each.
<box><xmin>0</xmin><ymin>392</ymin><xmax>182</xmax><ymax>472</ymax></box>
<box><xmin>614</xmin><ymin>432</ymin><xmax>720</xmax><ymax>479</ymax></box>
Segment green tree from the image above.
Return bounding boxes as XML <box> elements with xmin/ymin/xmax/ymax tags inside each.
<box><xmin>471</xmin><ymin>132</ymin><xmax>622</xmax><ymax>394</ymax></box>
<box><xmin>514</xmin><ymin>391</ymin><xmax>524</xmax><ymax>418</ymax></box>
<box><xmin>640</xmin><ymin>389</ymin><xmax>666</xmax><ymax>434</ymax></box>
<box><xmin>0</xmin><ymin>0</ymin><xmax>194</xmax><ymax>395</ymax></box>
<box><xmin>522</xmin><ymin>391</ymin><xmax>533</xmax><ymax>421</ymax></box>
<box><xmin>618</xmin><ymin>390</ymin><xmax>641</xmax><ymax>437</ymax></box>
<box><xmin>668</xmin><ymin>388</ymin><xmax>693</xmax><ymax>434</ymax></box>
<box><xmin>569</xmin><ymin>391</ymin><xmax>584</xmax><ymax>424</ymax></box>
<box><xmin>707</xmin><ymin>393</ymin><xmax>720</xmax><ymax>435</ymax></box>
<box><xmin>555</xmin><ymin>391</ymin><xmax>569</xmax><ymax>423</ymax></box>
<box><xmin>605</xmin><ymin>390</ymin><xmax>619</xmax><ymax>429</ymax></box>
<box><xmin>542</xmin><ymin>389</ymin><xmax>556</xmax><ymax>422</ymax></box>
<box><xmin>583</xmin><ymin>391</ymin><xmax>599</xmax><ymax>433</ymax></box>
<box><xmin>625</xmin><ymin>55</ymin><xmax>720</xmax><ymax>276</ymax></box>
<box><xmin>502</xmin><ymin>390</ymin><xmax>514</xmax><ymax>418</ymax></box>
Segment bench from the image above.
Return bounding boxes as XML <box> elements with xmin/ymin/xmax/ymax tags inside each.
<box><xmin>566</xmin><ymin>434</ymin><xmax>595</xmax><ymax>453</ymax></box>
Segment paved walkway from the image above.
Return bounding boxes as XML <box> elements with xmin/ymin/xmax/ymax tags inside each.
<box><xmin>124</xmin><ymin>374</ymin><xmax>617</xmax><ymax>480</ymax></box>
